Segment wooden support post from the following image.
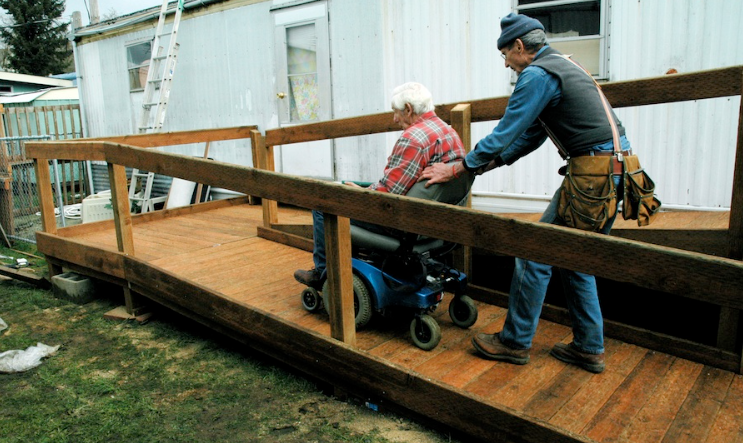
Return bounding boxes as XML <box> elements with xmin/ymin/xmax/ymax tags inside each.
<box><xmin>194</xmin><ymin>141</ymin><xmax>210</xmax><ymax>203</ymax></box>
<box><xmin>450</xmin><ymin>103</ymin><xmax>473</xmax><ymax>278</ymax></box>
<box><xmin>34</xmin><ymin>158</ymin><xmax>57</xmax><ymax>236</ymax></box>
<box><xmin>251</xmin><ymin>130</ymin><xmax>278</xmax><ymax>227</ymax></box>
<box><xmin>108</xmin><ymin>163</ymin><xmax>135</xmax><ymax>256</ymax></box>
<box><xmin>33</xmin><ymin>157</ymin><xmax>61</xmax><ymax>277</ymax></box>
<box><xmin>720</xmin><ymin>74</ymin><xmax>743</xmax><ymax>369</ymax></box>
<box><xmin>108</xmin><ymin>162</ymin><xmax>145</xmax><ymax>316</ymax></box>
<box><xmin>323</xmin><ymin>213</ymin><xmax>356</xmax><ymax>346</ymax></box>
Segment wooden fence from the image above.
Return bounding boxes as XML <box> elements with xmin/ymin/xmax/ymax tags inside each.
<box><xmin>26</xmin><ymin>66</ymin><xmax>743</xmax><ymax>373</ymax></box>
<box><xmin>0</xmin><ymin>104</ymin><xmax>86</xmax><ymax>241</ymax></box>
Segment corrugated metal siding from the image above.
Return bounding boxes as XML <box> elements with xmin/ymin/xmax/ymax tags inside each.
<box><xmin>609</xmin><ymin>0</ymin><xmax>743</xmax><ymax>210</ymax></box>
<box><xmin>75</xmin><ymin>0</ymin><xmax>743</xmax><ymax>211</ymax></box>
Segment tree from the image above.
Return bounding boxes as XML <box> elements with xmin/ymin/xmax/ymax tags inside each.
<box><xmin>0</xmin><ymin>0</ymin><xmax>70</xmax><ymax>75</ymax></box>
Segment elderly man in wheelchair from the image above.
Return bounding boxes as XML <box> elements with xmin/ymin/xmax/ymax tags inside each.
<box><xmin>293</xmin><ymin>82</ymin><xmax>478</xmax><ymax>350</ymax></box>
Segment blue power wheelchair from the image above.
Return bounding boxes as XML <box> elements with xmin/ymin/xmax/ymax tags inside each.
<box><xmin>299</xmin><ymin>174</ymin><xmax>478</xmax><ymax>350</ymax></box>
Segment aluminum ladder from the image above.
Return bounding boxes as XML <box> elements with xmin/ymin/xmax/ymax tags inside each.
<box><xmin>131</xmin><ymin>0</ymin><xmax>184</xmax><ymax>213</ymax></box>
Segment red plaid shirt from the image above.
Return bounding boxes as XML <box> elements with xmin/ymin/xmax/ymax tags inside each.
<box><xmin>369</xmin><ymin>111</ymin><xmax>465</xmax><ymax>194</ymax></box>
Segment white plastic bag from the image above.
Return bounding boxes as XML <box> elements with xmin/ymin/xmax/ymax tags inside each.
<box><xmin>0</xmin><ymin>343</ymin><xmax>60</xmax><ymax>373</ymax></box>
<box><xmin>0</xmin><ymin>317</ymin><xmax>60</xmax><ymax>373</ymax></box>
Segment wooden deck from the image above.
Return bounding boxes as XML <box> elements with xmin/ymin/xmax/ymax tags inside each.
<box><xmin>38</xmin><ymin>200</ymin><xmax>743</xmax><ymax>443</ymax></box>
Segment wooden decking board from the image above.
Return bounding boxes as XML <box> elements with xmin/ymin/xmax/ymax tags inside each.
<box><xmin>521</xmin><ymin>338</ymin><xmax>628</xmax><ymax>422</ymax></box>
<box><xmin>616</xmin><ymin>358</ymin><xmax>704</xmax><ymax>443</ymax></box>
<box><xmin>439</xmin><ymin>314</ymin><xmax>508</xmax><ymax>389</ymax></box>
<box><xmin>413</xmin><ymin>304</ymin><xmax>506</xmax><ymax>380</ymax></box>
<box><xmin>660</xmin><ymin>367</ymin><xmax>735</xmax><ymax>443</ymax></box>
<box><xmin>36</xmin><ymin>203</ymin><xmax>743</xmax><ymax>443</ymax></box>
<box><xmin>583</xmin><ymin>352</ymin><xmax>676</xmax><ymax>442</ymax></box>
<box><xmin>704</xmin><ymin>375</ymin><xmax>743</xmax><ymax>443</ymax></box>
<box><xmin>464</xmin><ymin>321</ymin><xmax>572</xmax><ymax>401</ymax></box>
<box><xmin>548</xmin><ymin>343</ymin><xmax>649</xmax><ymax>433</ymax></box>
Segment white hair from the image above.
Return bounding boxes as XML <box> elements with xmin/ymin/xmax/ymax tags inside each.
<box><xmin>390</xmin><ymin>82</ymin><xmax>434</xmax><ymax>115</ymax></box>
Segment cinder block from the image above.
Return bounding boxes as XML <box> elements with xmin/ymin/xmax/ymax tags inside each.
<box><xmin>51</xmin><ymin>272</ymin><xmax>97</xmax><ymax>304</ymax></box>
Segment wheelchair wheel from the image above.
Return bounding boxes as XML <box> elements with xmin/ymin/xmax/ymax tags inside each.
<box><xmin>410</xmin><ymin>315</ymin><xmax>441</xmax><ymax>351</ymax></box>
<box><xmin>449</xmin><ymin>295</ymin><xmax>478</xmax><ymax>328</ymax></box>
<box><xmin>321</xmin><ymin>274</ymin><xmax>373</xmax><ymax>329</ymax></box>
<box><xmin>300</xmin><ymin>287</ymin><xmax>323</xmax><ymax>312</ymax></box>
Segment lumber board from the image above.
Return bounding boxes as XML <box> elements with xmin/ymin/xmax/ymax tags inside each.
<box><xmin>0</xmin><ymin>265</ymin><xmax>50</xmax><ymax>288</ymax></box>
<box><xmin>582</xmin><ymin>352</ymin><xmax>676</xmax><ymax>440</ymax></box>
<box><xmin>36</xmin><ymin>232</ymin><xmax>126</xmax><ymax>279</ymax></box>
<box><xmin>26</xmin><ymin>141</ymin><xmax>108</xmax><ymax>161</ymax></box>
<box><xmin>661</xmin><ymin>366</ymin><xmax>735</xmax><ymax>443</ymax></box>
<box><xmin>323</xmin><ymin>214</ymin><xmax>355</xmax><ymax>345</ymax></box>
<box><xmin>264</xmin><ymin>67</ymin><xmax>743</xmax><ymax>146</ymax></box>
<box><xmin>704</xmin><ymin>375</ymin><xmax>743</xmax><ymax>443</ymax></box>
<box><xmin>468</xmin><ymin>284</ymin><xmax>741</xmax><ymax>373</ymax></box>
<box><xmin>53</xmin><ymin>125</ymin><xmax>257</xmax><ymax>148</ymax></box>
<box><xmin>257</xmin><ymin>226</ymin><xmax>313</xmax><ymax>252</ymax></box>
<box><xmin>122</xmin><ymin>255</ymin><xmax>593</xmax><ymax>443</ymax></box>
<box><xmin>99</xmin><ymin>144</ymin><xmax>743</xmax><ymax>309</ymax></box>
<box><xmin>617</xmin><ymin>358</ymin><xmax>703</xmax><ymax>443</ymax></box>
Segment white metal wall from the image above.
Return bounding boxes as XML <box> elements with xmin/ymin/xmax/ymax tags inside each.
<box><xmin>74</xmin><ymin>0</ymin><xmax>743</xmax><ymax>211</ymax></box>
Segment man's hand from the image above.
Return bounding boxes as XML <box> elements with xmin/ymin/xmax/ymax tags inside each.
<box><xmin>344</xmin><ymin>181</ymin><xmax>361</xmax><ymax>188</ymax></box>
<box><xmin>418</xmin><ymin>162</ymin><xmax>456</xmax><ymax>187</ymax></box>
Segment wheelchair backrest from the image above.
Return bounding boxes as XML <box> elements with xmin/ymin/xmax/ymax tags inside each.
<box><xmin>405</xmin><ymin>172</ymin><xmax>474</xmax><ymax>207</ymax></box>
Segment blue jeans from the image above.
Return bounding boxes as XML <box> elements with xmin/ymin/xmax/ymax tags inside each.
<box><xmin>499</xmin><ymin>174</ymin><xmax>622</xmax><ymax>355</ymax></box>
<box><xmin>311</xmin><ymin>210</ymin><xmax>399</xmax><ymax>275</ymax></box>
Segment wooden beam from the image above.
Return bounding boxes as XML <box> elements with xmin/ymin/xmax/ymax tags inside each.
<box><xmin>256</xmin><ymin>226</ymin><xmax>313</xmax><ymax>252</ymax></box>
<box><xmin>35</xmin><ymin>232</ymin><xmax>126</xmax><ymax>280</ymax></box>
<box><xmin>323</xmin><ymin>214</ymin><xmax>355</xmax><ymax>345</ymax></box>
<box><xmin>33</xmin><ymin>158</ymin><xmax>57</xmax><ymax>235</ymax></box>
<box><xmin>719</xmin><ymin>69</ymin><xmax>743</xmax><ymax>361</ymax></box>
<box><xmin>251</xmin><ymin>130</ymin><xmax>278</xmax><ymax>227</ymax></box>
<box><xmin>450</xmin><ymin>103</ymin><xmax>473</xmax><ymax>278</ymax></box>
<box><xmin>122</xmin><ymin>256</ymin><xmax>591</xmax><ymax>443</ymax></box>
<box><xmin>467</xmin><ymin>284</ymin><xmax>741</xmax><ymax>373</ymax></box>
<box><xmin>26</xmin><ymin>141</ymin><xmax>114</xmax><ymax>161</ymax></box>
<box><xmin>107</xmin><ymin>163</ymin><xmax>135</xmax><ymax>256</ymax></box>
<box><xmin>264</xmin><ymin>67</ymin><xmax>743</xmax><ymax>146</ymax></box>
<box><xmin>99</xmin><ymin>144</ymin><xmax>743</xmax><ymax>310</ymax></box>
<box><xmin>52</xmin><ymin>125</ymin><xmax>258</xmax><ymax>148</ymax></box>
<box><xmin>0</xmin><ymin>265</ymin><xmax>50</xmax><ymax>289</ymax></box>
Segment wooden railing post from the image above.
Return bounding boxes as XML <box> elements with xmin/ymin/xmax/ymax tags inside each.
<box><xmin>108</xmin><ymin>162</ymin><xmax>144</xmax><ymax>315</ymax></box>
<box><xmin>33</xmin><ymin>157</ymin><xmax>63</xmax><ymax>277</ymax></box>
<box><xmin>323</xmin><ymin>213</ymin><xmax>356</xmax><ymax>345</ymax></box>
<box><xmin>250</xmin><ymin>130</ymin><xmax>278</xmax><ymax>227</ymax></box>
<box><xmin>450</xmin><ymin>103</ymin><xmax>473</xmax><ymax>278</ymax></box>
<box><xmin>718</xmin><ymin>72</ymin><xmax>743</xmax><ymax>366</ymax></box>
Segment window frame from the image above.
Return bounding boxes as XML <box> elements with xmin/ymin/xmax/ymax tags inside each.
<box><xmin>515</xmin><ymin>0</ymin><xmax>609</xmax><ymax>79</ymax></box>
<box><xmin>125</xmin><ymin>39</ymin><xmax>154</xmax><ymax>93</ymax></box>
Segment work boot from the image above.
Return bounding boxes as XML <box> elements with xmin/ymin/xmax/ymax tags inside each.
<box><xmin>471</xmin><ymin>333</ymin><xmax>530</xmax><ymax>365</ymax></box>
<box><xmin>550</xmin><ymin>342</ymin><xmax>605</xmax><ymax>374</ymax></box>
<box><xmin>293</xmin><ymin>268</ymin><xmax>323</xmax><ymax>288</ymax></box>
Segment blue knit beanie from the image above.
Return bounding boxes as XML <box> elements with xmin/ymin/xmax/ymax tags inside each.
<box><xmin>497</xmin><ymin>13</ymin><xmax>545</xmax><ymax>50</ymax></box>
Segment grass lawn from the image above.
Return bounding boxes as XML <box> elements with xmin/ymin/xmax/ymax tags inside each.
<box><xmin>0</xmin><ymin>245</ymin><xmax>461</xmax><ymax>443</ymax></box>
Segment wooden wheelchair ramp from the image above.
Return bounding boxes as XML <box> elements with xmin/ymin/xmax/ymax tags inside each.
<box><xmin>37</xmin><ymin>201</ymin><xmax>743</xmax><ymax>443</ymax></box>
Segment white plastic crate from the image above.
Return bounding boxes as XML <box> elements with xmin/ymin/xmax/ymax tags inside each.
<box><xmin>81</xmin><ymin>190</ymin><xmax>114</xmax><ymax>223</ymax></box>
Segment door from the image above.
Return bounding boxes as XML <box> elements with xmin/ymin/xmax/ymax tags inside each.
<box><xmin>273</xmin><ymin>1</ymin><xmax>333</xmax><ymax>180</ymax></box>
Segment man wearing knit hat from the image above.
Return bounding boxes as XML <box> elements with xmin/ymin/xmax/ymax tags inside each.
<box><xmin>419</xmin><ymin>13</ymin><xmax>635</xmax><ymax>374</ymax></box>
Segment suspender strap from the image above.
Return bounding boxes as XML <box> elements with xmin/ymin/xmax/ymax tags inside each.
<box><xmin>544</xmin><ymin>54</ymin><xmax>624</xmax><ymax>174</ymax></box>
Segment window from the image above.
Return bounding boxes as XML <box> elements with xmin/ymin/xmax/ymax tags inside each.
<box><xmin>0</xmin><ymin>86</ymin><xmax>11</xmax><ymax>93</ymax></box>
<box><xmin>516</xmin><ymin>0</ymin><xmax>607</xmax><ymax>78</ymax></box>
<box><xmin>126</xmin><ymin>41</ymin><xmax>153</xmax><ymax>92</ymax></box>
<box><xmin>286</xmin><ymin>23</ymin><xmax>320</xmax><ymax>122</ymax></box>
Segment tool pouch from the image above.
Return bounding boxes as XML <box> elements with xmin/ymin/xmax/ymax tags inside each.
<box><xmin>557</xmin><ymin>156</ymin><xmax>617</xmax><ymax>232</ymax></box>
<box><xmin>622</xmin><ymin>155</ymin><xmax>661</xmax><ymax>226</ymax></box>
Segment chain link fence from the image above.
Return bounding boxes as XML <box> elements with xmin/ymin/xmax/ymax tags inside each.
<box><xmin>0</xmin><ymin>104</ymin><xmax>88</xmax><ymax>245</ymax></box>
